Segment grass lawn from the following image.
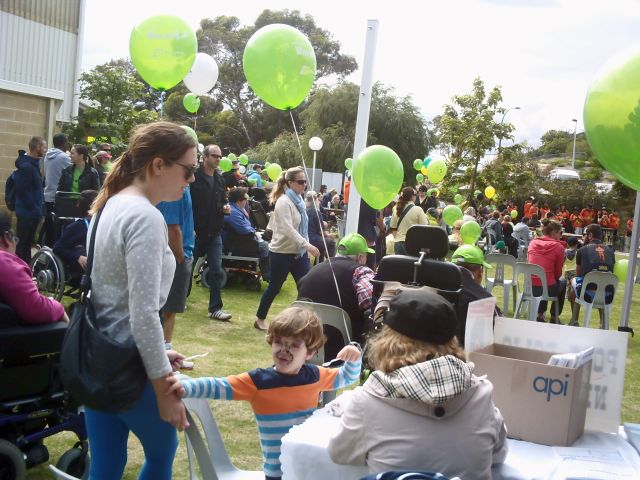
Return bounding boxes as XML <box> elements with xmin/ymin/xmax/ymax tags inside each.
<box><xmin>30</xmin><ymin>258</ymin><xmax>640</xmax><ymax>479</ymax></box>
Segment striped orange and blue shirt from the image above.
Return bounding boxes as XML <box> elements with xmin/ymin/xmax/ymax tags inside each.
<box><xmin>181</xmin><ymin>359</ymin><xmax>361</xmax><ymax>478</ymax></box>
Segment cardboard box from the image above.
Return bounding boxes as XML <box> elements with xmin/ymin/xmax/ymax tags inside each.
<box><xmin>468</xmin><ymin>343</ymin><xmax>592</xmax><ymax>446</ymax></box>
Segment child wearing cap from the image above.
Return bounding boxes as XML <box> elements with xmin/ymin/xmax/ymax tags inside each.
<box><xmin>329</xmin><ymin>289</ymin><xmax>507</xmax><ymax>479</ymax></box>
<box><xmin>169</xmin><ymin>306</ymin><xmax>362</xmax><ymax>480</ymax></box>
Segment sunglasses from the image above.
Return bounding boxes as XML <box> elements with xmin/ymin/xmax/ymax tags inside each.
<box><xmin>291</xmin><ymin>179</ymin><xmax>307</xmax><ymax>186</ymax></box>
<box><xmin>176</xmin><ymin>162</ymin><xmax>198</xmax><ymax>179</ymax></box>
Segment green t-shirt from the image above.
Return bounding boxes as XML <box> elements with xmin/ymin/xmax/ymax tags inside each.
<box><xmin>71</xmin><ymin>166</ymin><xmax>82</xmax><ymax>193</ymax></box>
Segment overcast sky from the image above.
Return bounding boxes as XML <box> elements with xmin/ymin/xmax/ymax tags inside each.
<box><xmin>81</xmin><ymin>0</ymin><xmax>640</xmax><ymax>149</ymax></box>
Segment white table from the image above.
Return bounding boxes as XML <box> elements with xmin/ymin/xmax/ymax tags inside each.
<box><xmin>280</xmin><ymin>393</ymin><xmax>640</xmax><ymax>480</ymax></box>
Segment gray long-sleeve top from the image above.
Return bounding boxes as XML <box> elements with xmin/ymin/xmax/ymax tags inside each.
<box><xmin>89</xmin><ymin>194</ymin><xmax>175</xmax><ymax>379</ymax></box>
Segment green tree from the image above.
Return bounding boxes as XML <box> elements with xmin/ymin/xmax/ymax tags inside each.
<box><xmin>196</xmin><ymin>9</ymin><xmax>357</xmax><ymax>147</ymax></box>
<box><xmin>77</xmin><ymin>58</ymin><xmax>158</xmax><ymax>142</ymax></box>
<box><xmin>478</xmin><ymin>144</ymin><xmax>539</xmax><ymax>204</ymax></box>
<box><xmin>435</xmin><ymin>77</ymin><xmax>511</xmax><ymax>199</ymax></box>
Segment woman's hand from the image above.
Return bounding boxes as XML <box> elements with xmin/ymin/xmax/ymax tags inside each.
<box><xmin>166</xmin><ymin>350</ymin><xmax>185</xmax><ymax>371</ymax></box>
<box><xmin>166</xmin><ymin>373</ymin><xmax>186</xmax><ymax>398</ymax></box>
<box><xmin>306</xmin><ymin>244</ymin><xmax>320</xmax><ymax>258</ymax></box>
<box><xmin>152</xmin><ymin>375</ymin><xmax>189</xmax><ymax>431</ymax></box>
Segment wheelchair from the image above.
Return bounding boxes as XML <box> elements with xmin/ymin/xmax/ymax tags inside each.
<box><xmin>0</xmin><ymin>302</ymin><xmax>89</xmax><ymax>479</ymax></box>
<box><xmin>31</xmin><ymin>192</ymin><xmax>85</xmax><ymax>301</ymax></box>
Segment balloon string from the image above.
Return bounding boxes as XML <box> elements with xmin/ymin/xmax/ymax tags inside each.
<box><xmin>288</xmin><ymin>111</ymin><xmax>351</xmax><ymax>343</ymax></box>
<box><xmin>194</xmin><ymin>114</ymin><xmax>197</xmax><ymax>130</ymax></box>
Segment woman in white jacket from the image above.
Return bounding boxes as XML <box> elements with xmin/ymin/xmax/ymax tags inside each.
<box><xmin>254</xmin><ymin>167</ymin><xmax>320</xmax><ymax>330</ymax></box>
<box><xmin>328</xmin><ymin>289</ymin><xmax>508</xmax><ymax>480</ymax></box>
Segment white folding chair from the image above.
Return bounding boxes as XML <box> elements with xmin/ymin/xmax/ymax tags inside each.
<box><xmin>570</xmin><ymin>271</ymin><xmax>618</xmax><ymax>330</ymax></box>
<box><xmin>290</xmin><ymin>301</ymin><xmax>352</xmax><ymax>404</ymax></box>
<box><xmin>48</xmin><ymin>465</ymin><xmax>80</xmax><ymax>480</ymax></box>
<box><xmin>484</xmin><ymin>253</ymin><xmax>518</xmax><ymax>314</ymax></box>
<box><xmin>183</xmin><ymin>397</ymin><xmax>263</xmax><ymax>480</ymax></box>
<box><xmin>514</xmin><ymin>262</ymin><xmax>559</xmax><ymax>321</ymax></box>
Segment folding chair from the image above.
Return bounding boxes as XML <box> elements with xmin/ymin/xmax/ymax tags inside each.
<box><xmin>290</xmin><ymin>300</ymin><xmax>353</xmax><ymax>404</ymax></box>
<box><xmin>514</xmin><ymin>262</ymin><xmax>559</xmax><ymax>321</ymax></box>
<box><xmin>484</xmin><ymin>253</ymin><xmax>517</xmax><ymax>314</ymax></box>
<box><xmin>570</xmin><ymin>271</ymin><xmax>618</xmax><ymax>330</ymax></box>
<box><xmin>49</xmin><ymin>466</ymin><xmax>80</xmax><ymax>480</ymax></box>
<box><xmin>183</xmin><ymin>397</ymin><xmax>263</xmax><ymax>480</ymax></box>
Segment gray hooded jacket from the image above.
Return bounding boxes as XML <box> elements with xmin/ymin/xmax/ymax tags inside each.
<box><xmin>44</xmin><ymin>148</ymin><xmax>71</xmax><ymax>202</ymax></box>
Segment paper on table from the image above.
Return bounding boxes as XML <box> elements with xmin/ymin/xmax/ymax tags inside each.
<box><xmin>464</xmin><ymin>297</ymin><xmax>497</xmax><ymax>353</ymax></box>
<box><xmin>551</xmin><ymin>447</ymin><xmax>635</xmax><ymax>479</ymax></box>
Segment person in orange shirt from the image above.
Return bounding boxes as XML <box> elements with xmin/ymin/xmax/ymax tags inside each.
<box><xmin>569</xmin><ymin>207</ymin><xmax>583</xmax><ymax>235</ymax></box>
<box><xmin>580</xmin><ymin>204</ymin><xmax>595</xmax><ymax>226</ymax></box>
<box><xmin>540</xmin><ymin>203</ymin><xmax>550</xmax><ymax>220</ymax></box>
<box><xmin>557</xmin><ymin>204</ymin><xmax>570</xmax><ymax>220</ymax></box>
<box><xmin>609</xmin><ymin>208</ymin><xmax>621</xmax><ymax>248</ymax></box>
<box><xmin>343</xmin><ymin>176</ymin><xmax>351</xmax><ymax>208</ymax></box>
<box><xmin>528</xmin><ymin>199</ymin><xmax>539</xmax><ymax>222</ymax></box>
<box><xmin>599</xmin><ymin>211</ymin><xmax>610</xmax><ymax>228</ymax></box>
<box><xmin>523</xmin><ymin>197</ymin><xmax>534</xmax><ymax>218</ymax></box>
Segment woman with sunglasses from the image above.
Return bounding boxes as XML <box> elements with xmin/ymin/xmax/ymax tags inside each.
<box><xmin>83</xmin><ymin>122</ymin><xmax>196</xmax><ymax>479</ymax></box>
<box><xmin>254</xmin><ymin>166</ymin><xmax>320</xmax><ymax>331</ymax></box>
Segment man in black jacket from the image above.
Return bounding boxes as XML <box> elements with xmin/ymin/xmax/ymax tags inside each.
<box><xmin>191</xmin><ymin>144</ymin><xmax>232</xmax><ymax>321</ymax></box>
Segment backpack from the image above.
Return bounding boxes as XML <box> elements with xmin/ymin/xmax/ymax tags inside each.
<box><xmin>5</xmin><ymin>170</ymin><xmax>16</xmax><ymax>211</ymax></box>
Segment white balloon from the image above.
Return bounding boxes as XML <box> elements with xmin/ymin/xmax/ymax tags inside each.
<box><xmin>183</xmin><ymin>53</ymin><xmax>219</xmax><ymax>95</ymax></box>
<box><xmin>239</xmin><ymin>165</ymin><xmax>246</xmax><ymax>174</ymax></box>
<box><xmin>198</xmin><ymin>143</ymin><xmax>204</xmax><ymax>153</ymax></box>
<box><xmin>308</xmin><ymin>136</ymin><xmax>323</xmax><ymax>151</ymax></box>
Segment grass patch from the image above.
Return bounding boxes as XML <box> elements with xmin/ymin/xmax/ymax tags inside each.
<box><xmin>29</xmin><ymin>259</ymin><xmax>639</xmax><ymax>479</ymax></box>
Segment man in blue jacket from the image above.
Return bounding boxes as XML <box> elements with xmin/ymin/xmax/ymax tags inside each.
<box><xmin>14</xmin><ymin>136</ymin><xmax>47</xmax><ymax>263</ymax></box>
<box><xmin>224</xmin><ymin>187</ymin><xmax>270</xmax><ymax>282</ymax></box>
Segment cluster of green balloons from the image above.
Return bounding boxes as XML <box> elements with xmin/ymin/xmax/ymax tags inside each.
<box><xmin>353</xmin><ymin>145</ymin><xmax>404</xmax><ymax>210</ymax></box>
<box><xmin>460</xmin><ymin>220</ymin><xmax>481</xmax><ymax>245</ymax></box>
<box><xmin>243</xmin><ymin>24</ymin><xmax>316</xmax><ymax>111</ymax></box>
<box><xmin>129</xmin><ymin>15</ymin><xmax>197</xmax><ymax>90</ymax></box>
<box><xmin>442</xmin><ymin>205</ymin><xmax>463</xmax><ymax>226</ymax></box>
<box><xmin>584</xmin><ymin>48</ymin><xmax>640</xmax><ymax>191</ymax></box>
<box><xmin>183</xmin><ymin>93</ymin><xmax>200</xmax><ymax>113</ymax></box>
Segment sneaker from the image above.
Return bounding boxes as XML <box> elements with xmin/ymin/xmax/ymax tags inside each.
<box><xmin>209</xmin><ymin>310</ymin><xmax>232</xmax><ymax>321</ymax></box>
<box><xmin>164</xmin><ymin>341</ymin><xmax>173</xmax><ymax>351</ymax></box>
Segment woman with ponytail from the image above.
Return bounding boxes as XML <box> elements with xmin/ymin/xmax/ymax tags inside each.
<box><xmin>84</xmin><ymin>122</ymin><xmax>197</xmax><ymax>479</ymax></box>
<box><xmin>57</xmin><ymin>144</ymin><xmax>100</xmax><ymax>193</ymax></box>
<box><xmin>389</xmin><ymin>186</ymin><xmax>428</xmax><ymax>255</ymax></box>
<box><xmin>254</xmin><ymin>166</ymin><xmax>320</xmax><ymax>330</ymax></box>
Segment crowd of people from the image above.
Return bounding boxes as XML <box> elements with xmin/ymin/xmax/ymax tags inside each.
<box><xmin>0</xmin><ymin>123</ymin><xmax>630</xmax><ymax>480</ymax></box>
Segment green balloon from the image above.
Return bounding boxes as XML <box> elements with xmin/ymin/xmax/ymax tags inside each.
<box><xmin>264</xmin><ymin>161</ymin><xmax>271</xmax><ymax>168</ymax></box>
<box><xmin>239</xmin><ymin>153</ymin><xmax>249</xmax><ymax>166</ymax></box>
<box><xmin>129</xmin><ymin>15</ymin><xmax>197</xmax><ymax>90</ymax></box>
<box><xmin>511</xmin><ymin>209</ymin><xmax>518</xmax><ymax>218</ymax></box>
<box><xmin>454</xmin><ymin>193</ymin><xmax>463</xmax><ymax>204</ymax></box>
<box><xmin>584</xmin><ymin>48</ymin><xmax>640</xmax><ymax>190</ymax></box>
<box><xmin>227</xmin><ymin>153</ymin><xmax>237</xmax><ymax>162</ymax></box>
<box><xmin>267</xmin><ymin>163</ymin><xmax>283</xmax><ymax>181</ymax></box>
<box><xmin>423</xmin><ymin>156</ymin><xmax>432</xmax><ymax>167</ymax></box>
<box><xmin>413</xmin><ymin>159</ymin><xmax>423</xmax><ymax>171</ymax></box>
<box><xmin>219</xmin><ymin>157</ymin><xmax>232</xmax><ymax>172</ymax></box>
<box><xmin>243</xmin><ymin>24</ymin><xmax>316</xmax><ymax>111</ymax></box>
<box><xmin>416</xmin><ymin>173</ymin><xmax>424</xmax><ymax>183</ymax></box>
<box><xmin>442</xmin><ymin>205</ymin><xmax>463</xmax><ymax>226</ymax></box>
<box><xmin>353</xmin><ymin>145</ymin><xmax>404</xmax><ymax>210</ymax></box>
<box><xmin>183</xmin><ymin>93</ymin><xmax>200</xmax><ymax>113</ymax></box>
<box><xmin>614</xmin><ymin>259</ymin><xmax>629</xmax><ymax>282</ymax></box>
<box><xmin>345</xmin><ymin>158</ymin><xmax>353</xmax><ymax>170</ymax></box>
<box><xmin>426</xmin><ymin>158</ymin><xmax>447</xmax><ymax>183</ymax></box>
<box><xmin>180</xmin><ymin>125</ymin><xmax>198</xmax><ymax>143</ymax></box>
<box><xmin>460</xmin><ymin>220</ymin><xmax>481</xmax><ymax>245</ymax></box>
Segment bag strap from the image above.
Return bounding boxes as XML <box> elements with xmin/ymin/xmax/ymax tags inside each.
<box><xmin>79</xmin><ymin>209</ymin><xmax>103</xmax><ymax>297</ymax></box>
<box><xmin>396</xmin><ymin>203</ymin><xmax>414</xmax><ymax>231</ymax></box>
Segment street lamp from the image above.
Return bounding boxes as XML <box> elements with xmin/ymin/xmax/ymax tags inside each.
<box><xmin>497</xmin><ymin>106</ymin><xmax>520</xmax><ymax>156</ymax></box>
<box><xmin>571</xmin><ymin>118</ymin><xmax>578</xmax><ymax>170</ymax></box>
<box><xmin>308</xmin><ymin>136</ymin><xmax>323</xmax><ymax>192</ymax></box>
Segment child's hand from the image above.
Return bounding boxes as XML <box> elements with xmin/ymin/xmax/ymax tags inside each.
<box><xmin>166</xmin><ymin>373</ymin><xmax>186</xmax><ymax>398</ymax></box>
<box><xmin>336</xmin><ymin>344</ymin><xmax>362</xmax><ymax>363</ymax></box>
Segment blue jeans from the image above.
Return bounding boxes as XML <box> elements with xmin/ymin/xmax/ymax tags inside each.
<box><xmin>205</xmin><ymin>234</ymin><xmax>224</xmax><ymax>313</ymax></box>
<box><xmin>84</xmin><ymin>383</ymin><xmax>178</xmax><ymax>480</ymax></box>
<box><xmin>256</xmin><ymin>251</ymin><xmax>310</xmax><ymax>320</ymax></box>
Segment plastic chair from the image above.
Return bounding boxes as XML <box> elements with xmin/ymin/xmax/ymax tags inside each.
<box><xmin>290</xmin><ymin>300</ymin><xmax>352</xmax><ymax>404</ymax></box>
<box><xmin>484</xmin><ymin>253</ymin><xmax>517</xmax><ymax>314</ymax></box>
<box><xmin>183</xmin><ymin>397</ymin><xmax>263</xmax><ymax>480</ymax></box>
<box><xmin>570</xmin><ymin>271</ymin><xmax>618</xmax><ymax>330</ymax></box>
<box><xmin>49</xmin><ymin>465</ymin><xmax>80</xmax><ymax>480</ymax></box>
<box><xmin>514</xmin><ymin>262</ymin><xmax>559</xmax><ymax>321</ymax></box>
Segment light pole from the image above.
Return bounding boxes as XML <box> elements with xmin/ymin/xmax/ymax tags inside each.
<box><xmin>308</xmin><ymin>136</ymin><xmax>323</xmax><ymax>192</ymax></box>
<box><xmin>497</xmin><ymin>106</ymin><xmax>520</xmax><ymax>156</ymax></box>
<box><xmin>571</xmin><ymin>118</ymin><xmax>578</xmax><ymax>170</ymax></box>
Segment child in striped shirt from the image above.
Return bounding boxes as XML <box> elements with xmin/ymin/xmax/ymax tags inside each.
<box><xmin>169</xmin><ymin>306</ymin><xmax>362</xmax><ymax>479</ymax></box>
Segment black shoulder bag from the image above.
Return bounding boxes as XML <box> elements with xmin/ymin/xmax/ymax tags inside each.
<box><xmin>60</xmin><ymin>210</ymin><xmax>148</xmax><ymax>412</ymax></box>
<box><xmin>387</xmin><ymin>203</ymin><xmax>413</xmax><ymax>235</ymax></box>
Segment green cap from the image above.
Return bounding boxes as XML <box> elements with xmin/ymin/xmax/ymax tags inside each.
<box><xmin>337</xmin><ymin>233</ymin><xmax>375</xmax><ymax>255</ymax></box>
<box><xmin>451</xmin><ymin>244</ymin><xmax>492</xmax><ymax>269</ymax></box>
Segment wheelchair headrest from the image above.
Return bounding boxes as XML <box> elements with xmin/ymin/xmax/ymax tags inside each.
<box><xmin>374</xmin><ymin>255</ymin><xmax>462</xmax><ymax>293</ymax></box>
<box><xmin>55</xmin><ymin>191</ymin><xmax>82</xmax><ymax>218</ymax></box>
<box><xmin>0</xmin><ymin>301</ymin><xmax>18</xmax><ymax>328</ymax></box>
<box><xmin>405</xmin><ymin>225</ymin><xmax>449</xmax><ymax>259</ymax></box>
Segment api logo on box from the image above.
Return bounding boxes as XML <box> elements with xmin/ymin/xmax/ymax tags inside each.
<box><xmin>533</xmin><ymin>374</ymin><xmax>570</xmax><ymax>402</ymax></box>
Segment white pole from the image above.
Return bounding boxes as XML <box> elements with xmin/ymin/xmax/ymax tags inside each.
<box><xmin>312</xmin><ymin>151</ymin><xmax>317</xmax><ymax>192</ymax></box>
<box><xmin>571</xmin><ymin>119</ymin><xmax>578</xmax><ymax>170</ymax></box>
<box><xmin>345</xmin><ymin>19</ymin><xmax>379</xmax><ymax>236</ymax></box>
<box><xmin>619</xmin><ymin>190</ymin><xmax>640</xmax><ymax>332</ymax></box>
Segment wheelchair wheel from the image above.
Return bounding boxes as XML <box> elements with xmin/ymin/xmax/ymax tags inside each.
<box><xmin>198</xmin><ymin>264</ymin><xmax>227</xmax><ymax>289</ymax></box>
<box><xmin>30</xmin><ymin>247</ymin><xmax>66</xmax><ymax>301</ymax></box>
<box><xmin>0</xmin><ymin>439</ymin><xmax>26</xmax><ymax>480</ymax></box>
<box><xmin>56</xmin><ymin>446</ymin><xmax>90</xmax><ymax>480</ymax></box>
<box><xmin>245</xmin><ymin>276</ymin><xmax>262</xmax><ymax>292</ymax></box>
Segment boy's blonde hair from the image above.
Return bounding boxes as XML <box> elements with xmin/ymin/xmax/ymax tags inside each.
<box><xmin>367</xmin><ymin>325</ymin><xmax>465</xmax><ymax>374</ymax></box>
<box><xmin>266</xmin><ymin>307</ymin><xmax>326</xmax><ymax>353</ymax></box>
